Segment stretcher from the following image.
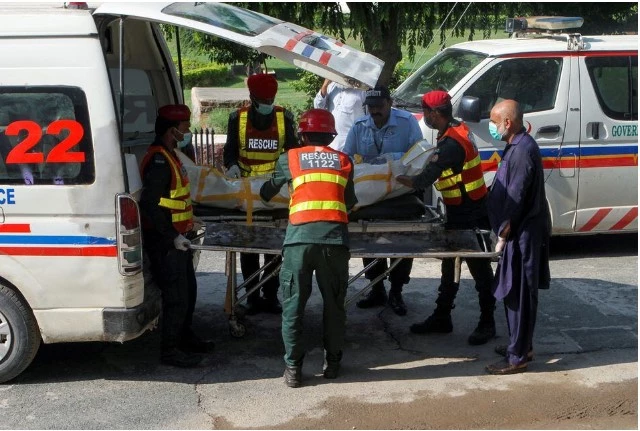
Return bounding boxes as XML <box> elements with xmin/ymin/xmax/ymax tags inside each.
<box><xmin>191</xmin><ymin>200</ymin><xmax>499</xmax><ymax>337</ymax></box>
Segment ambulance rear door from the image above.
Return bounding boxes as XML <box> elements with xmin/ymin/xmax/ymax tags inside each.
<box><xmin>93</xmin><ymin>2</ymin><xmax>384</xmax><ymax>89</ymax></box>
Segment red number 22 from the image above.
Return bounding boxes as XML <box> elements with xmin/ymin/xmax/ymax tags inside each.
<box><xmin>5</xmin><ymin>119</ymin><xmax>85</xmax><ymax>164</ymax></box>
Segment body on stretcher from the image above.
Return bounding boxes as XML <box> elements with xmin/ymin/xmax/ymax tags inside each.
<box><xmin>190</xmin><ymin>197</ymin><xmax>499</xmax><ymax>337</ymax></box>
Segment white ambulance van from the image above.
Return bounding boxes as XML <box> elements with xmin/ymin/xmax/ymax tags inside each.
<box><xmin>0</xmin><ymin>2</ymin><xmax>382</xmax><ymax>383</ymax></box>
<box><xmin>393</xmin><ymin>17</ymin><xmax>638</xmax><ymax>235</ymax></box>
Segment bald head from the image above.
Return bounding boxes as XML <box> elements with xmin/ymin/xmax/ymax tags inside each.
<box><xmin>490</xmin><ymin>99</ymin><xmax>523</xmax><ymax>143</ymax></box>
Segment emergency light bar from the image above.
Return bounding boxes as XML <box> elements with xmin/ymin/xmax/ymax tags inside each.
<box><xmin>506</xmin><ymin>16</ymin><xmax>584</xmax><ymax>34</ymax></box>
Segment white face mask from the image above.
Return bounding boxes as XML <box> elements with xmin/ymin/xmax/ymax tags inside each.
<box><xmin>178</xmin><ymin>132</ymin><xmax>192</xmax><ymax>148</ymax></box>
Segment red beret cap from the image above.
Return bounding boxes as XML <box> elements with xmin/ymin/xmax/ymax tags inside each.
<box><xmin>247</xmin><ymin>73</ymin><xmax>278</xmax><ymax>100</ymax></box>
<box><xmin>158</xmin><ymin>104</ymin><xmax>191</xmax><ymax>122</ymax></box>
<box><xmin>422</xmin><ymin>90</ymin><xmax>451</xmax><ymax>109</ymax></box>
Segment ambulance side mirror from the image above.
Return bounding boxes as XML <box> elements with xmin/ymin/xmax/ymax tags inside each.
<box><xmin>457</xmin><ymin>96</ymin><xmax>481</xmax><ymax>123</ymax></box>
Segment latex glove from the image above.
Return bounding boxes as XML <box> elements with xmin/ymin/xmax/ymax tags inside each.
<box><xmin>226</xmin><ymin>164</ymin><xmax>241</xmax><ymax>179</ymax></box>
<box><xmin>395</xmin><ymin>175</ymin><xmax>414</xmax><ymax>188</ymax></box>
<box><xmin>192</xmin><ymin>216</ymin><xmax>205</xmax><ymax>232</ymax></box>
<box><xmin>495</xmin><ymin>237</ymin><xmax>506</xmax><ymax>253</ymax></box>
<box><xmin>173</xmin><ymin>234</ymin><xmax>191</xmax><ymax>251</ymax></box>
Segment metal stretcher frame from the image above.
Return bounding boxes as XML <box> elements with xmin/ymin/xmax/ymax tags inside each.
<box><xmin>191</xmin><ymin>217</ymin><xmax>499</xmax><ymax>337</ymax></box>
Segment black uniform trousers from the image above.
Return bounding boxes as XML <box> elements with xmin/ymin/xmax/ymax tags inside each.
<box><xmin>240</xmin><ymin>252</ymin><xmax>281</xmax><ymax>300</ymax></box>
<box><xmin>363</xmin><ymin>258</ymin><xmax>413</xmax><ymax>292</ymax></box>
<box><xmin>436</xmin><ymin>229</ymin><xmax>495</xmax><ymax>314</ymax></box>
<box><xmin>144</xmin><ymin>235</ymin><xmax>197</xmax><ymax>351</ymax></box>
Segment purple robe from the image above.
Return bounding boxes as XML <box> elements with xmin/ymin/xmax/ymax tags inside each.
<box><xmin>487</xmin><ymin>130</ymin><xmax>550</xmax><ymax>364</ymax></box>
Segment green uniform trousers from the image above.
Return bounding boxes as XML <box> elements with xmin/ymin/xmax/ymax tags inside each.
<box><xmin>279</xmin><ymin>243</ymin><xmax>350</xmax><ymax>367</ymax></box>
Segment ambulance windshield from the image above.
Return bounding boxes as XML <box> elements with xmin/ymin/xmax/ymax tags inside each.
<box><xmin>393</xmin><ymin>49</ymin><xmax>487</xmax><ymax>111</ymax></box>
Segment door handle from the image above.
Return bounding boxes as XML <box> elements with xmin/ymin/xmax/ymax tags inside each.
<box><xmin>538</xmin><ymin>125</ymin><xmax>561</xmax><ymax>134</ymax></box>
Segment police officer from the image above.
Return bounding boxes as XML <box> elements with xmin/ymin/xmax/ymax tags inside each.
<box><xmin>139</xmin><ymin>104</ymin><xmax>214</xmax><ymax>368</ymax></box>
<box><xmin>396</xmin><ymin>90</ymin><xmax>496</xmax><ymax>345</ymax></box>
<box><xmin>343</xmin><ymin>85</ymin><xmax>423</xmax><ymax>316</ymax></box>
<box><xmin>223</xmin><ymin>73</ymin><xmax>298</xmax><ymax>315</ymax></box>
<box><xmin>260</xmin><ymin>109</ymin><xmax>357</xmax><ymax>388</ymax></box>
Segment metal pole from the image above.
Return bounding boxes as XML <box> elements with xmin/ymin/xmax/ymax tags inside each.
<box><xmin>175</xmin><ymin>26</ymin><xmax>184</xmax><ymax>95</ymax></box>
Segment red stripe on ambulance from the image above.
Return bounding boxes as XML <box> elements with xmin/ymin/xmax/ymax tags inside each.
<box><xmin>0</xmin><ymin>224</ymin><xmax>31</xmax><ymax>233</ymax></box>
<box><xmin>0</xmin><ymin>246</ymin><xmax>117</xmax><ymax>257</ymax></box>
<box><xmin>578</xmin><ymin>208</ymin><xmax>612</xmax><ymax>232</ymax></box>
<box><xmin>610</xmin><ymin>207</ymin><xmax>639</xmax><ymax>231</ymax></box>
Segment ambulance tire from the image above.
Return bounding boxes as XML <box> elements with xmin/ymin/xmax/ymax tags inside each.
<box><xmin>0</xmin><ymin>284</ymin><xmax>41</xmax><ymax>384</ymax></box>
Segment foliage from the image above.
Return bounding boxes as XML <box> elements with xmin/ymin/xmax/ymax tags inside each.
<box><xmin>173</xmin><ymin>2</ymin><xmax>636</xmax><ymax>87</ymax></box>
<box><xmin>182</xmin><ymin>65</ymin><xmax>232</xmax><ymax>88</ymax></box>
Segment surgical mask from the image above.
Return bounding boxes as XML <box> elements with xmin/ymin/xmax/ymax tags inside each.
<box><xmin>256</xmin><ymin>103</ymin><xmax>274</xmax><ymax>115</ymax></box>
<box><xmin>177</xmin><ymin>132</ymin><xmax>192</xmax><ymax>149</ymax></box>
<box><xmin>488</xmin><ymin>121</ymin><xmax>505</xmax><ymax>141</ymax></box>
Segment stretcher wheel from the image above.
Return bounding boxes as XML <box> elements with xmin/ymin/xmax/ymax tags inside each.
<box><xmin>229</xmin><ymin>320</ymin><xmax>246</xmax><ymax>338</ymax></box>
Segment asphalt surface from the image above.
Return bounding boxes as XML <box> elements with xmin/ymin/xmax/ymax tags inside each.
<box><xmin>1</xmin><ymin>233</ymin><xmax>637</xmax><ymax>429</ymax></box>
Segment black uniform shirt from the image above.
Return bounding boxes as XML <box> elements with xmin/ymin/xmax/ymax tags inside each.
<box><xmin>410</xmin><ymin>121</ymin><xmax>488</xmax><ymax>228</ymax></box>
<box><xmin>139</xmin><ymin>139</ymin><xmax>180</xmax><ymax>247</ymax></box>
<box><xmin>223</xmin><ymin>107</ymin><xmax>298</xmax><ymax>169</ymax></box>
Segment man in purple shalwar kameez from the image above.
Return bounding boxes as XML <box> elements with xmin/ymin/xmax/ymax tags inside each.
<box><xmin>485</xmin><ymin>100</ymin><xmax>551</xmax><ymax>375</ymax></box>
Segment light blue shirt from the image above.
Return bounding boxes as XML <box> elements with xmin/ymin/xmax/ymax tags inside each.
<box><xmin>343</xmin><ymin>108</ymin><xmax>423</xmax><ymax>160</ymax></box>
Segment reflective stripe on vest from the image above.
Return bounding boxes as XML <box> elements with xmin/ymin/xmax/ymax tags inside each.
<box><xmin>238</xmin><ymin>107</ymin><xmax>285</xmax><ymax>177</ymax></box>
<box><xmin>434</xmin><ymin>123</ymin><xmax>487</xmax><ymax>206</ymax></box>
<box><xmin>287</xmin><ymin>146</ymin><xmax>351</xmax><ymax>225</ymax></box>
<box><xmin>140</xmin><ymin>145</ymin><xmax>194</xmax><ymax>233</ymax></box>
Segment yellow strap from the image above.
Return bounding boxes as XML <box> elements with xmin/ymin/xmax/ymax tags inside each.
<box><xmin>290</xmin><ymin>200</ymin><xmax>347</xmax><ymax>214</ymax></box>
<box><xmin>170</xmin><ymin>185</ymin><xmax>190</xmax><ymax>198</ymax></box>
<box><xmin>435</xmin><ymin>174</ymin><xmax>462</xmax><ymax>190</ymax></box>
<box><xmin>292</xmin><ymin>173</ymin><xmax>347</xmax><ymax>190</ymax></box>
<box><xmin>239</xmin><ymin>111</ymin><xmax>247</xmax><ymax>148</ymax></box>
<box><xmin>441</xmin><ymin>189</ymin><xmax>462</xmax><ymax>198</ymax></box>
<box><xmin>463</xmin><ymin>155</ymin><xmax>481</xmax><ymax>170</ymax></box>
<box><xmin>441</xmin><ymin>168</ymin><xmax>454</xmax><ymax>177</ymax></box>
<box><xmin>276</xmin><ymin>110</ymin><xmax>285</xmax><ymax>143</ymax></box>
<box><xmin>172</xmin><ymin>210</ymin><xmax>193</xmax><ymax>222</ymax></box>
<box><xmin>464</xmin><ymin>177</ymin><xmax>486</xmax><ymax>192</ymax></box>
<box><xmin>159</xmin><ymin>197</ymin><xmax>187</xmax><ymax>210</ymax></box>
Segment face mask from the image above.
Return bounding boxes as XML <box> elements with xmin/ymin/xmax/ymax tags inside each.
<box><xmin>178</xmin><ymin>132</ymin><xmax>192</xmax><ymax>149</ymax></box>
<box><xmin>488</xmin><ymin>121</ymin><xmax>505</xmax><ymax>141</ymax></box>
<box><xmin>256</xmin><ymin>103</ymin><xmax>274</xmax><ymax>115</ymax></box>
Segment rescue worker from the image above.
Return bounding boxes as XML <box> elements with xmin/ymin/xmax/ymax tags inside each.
<box><xmin>396</xmin><ymin>90</ymin><xmax>497</xmax><ymax>345</ymax></box>
<box><xmin>139</xmin><ymin>104</ymin><xmax>214</xmax><ymax>368</ymax></box>
<box><xmin>260</xmin><ymin>109</ymin><xmax>357</xmax><ymax>388</ymax></box>
<box><xmin>486</xmin><ymin>99</ymin><xmax>551</xmax><ymax>374</ymax></box>
<box><xmin>343</xmin><ymin>85</ymin><xmax>423</xmax><ymax>316</ymax></box>
<box><xmin>223</xmin><ymin>73</ymin><xmax>298</xmax><ymax>315</ymax></box>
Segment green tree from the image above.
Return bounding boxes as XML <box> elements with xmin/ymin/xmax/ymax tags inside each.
<box><xmin>183</xmin><ymin>2</ymin><xmax>637</xmax><ymax>86</ymax></box>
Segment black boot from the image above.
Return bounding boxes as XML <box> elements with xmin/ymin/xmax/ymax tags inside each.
<box><xmin>410</xmin><ymin>306</ymin><xmax>453</xmax><ymax>334</ymax></box>
<box><xmin>262</xmin><ymin>296</ymin><xmax>283</xmax><ymax>314</ymax></box>
<box><xmin>356</xmin><ymin>282</ymin><xmax>387</xmax><ymax>309</ymax></box>
<box><xmin>387</xmin><ymin>285</ymin><xmax>407</xmax><ymax>316</ymax></box>
<box><xmin>323</xmin><ymin>351</ymin><xmax>342</xmax><ymax>379</ymax></box>
<box><xmin>180</xmin><ymin>330</ymin><xmax>216</xmax><ymax>354</ymax></box>
<box><xmin>468</xmin><ymin>313</ymin><xmax>496</xmax><ymax>345</ymax></box>
<box><xmin>245</xmin><ymin>292</ymin><xmax>263</xmax><ymax>315</ymax></box>
<box><xmin>283</xmin><ymin>365</ymin><xmax>302</xmax><ymax>388</ymax></box>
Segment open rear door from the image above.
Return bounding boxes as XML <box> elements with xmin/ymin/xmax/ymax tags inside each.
<box><xmin>93</xmin><ymin>2</ymin><xmax>383</xmax><ymax>89</ymax></box>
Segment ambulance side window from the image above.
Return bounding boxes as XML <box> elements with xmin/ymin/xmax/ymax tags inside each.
<box><xmin>0</xmin><ymin>87</ymin><xmax>95</xmax><ymax>185</ymax></box>
<box><xmin>463</xmin><ymin>57</ymin><xmax>562</xmax><ymax>119</ymax></box>
<box><xmin>585</xmin><ymin>55</ymin><xmax>638</xmax><ymax>121</ymax></box>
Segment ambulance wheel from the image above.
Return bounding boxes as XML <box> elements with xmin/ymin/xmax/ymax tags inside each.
<box><xmin>0</xmin><ymin>284</ymin><xmax>41</xmax><ymax>384</ymax></box>
<box><xmin>229</xmin><ymin>320</ymin><xmax>246</xmax><ymax>338</ymax></box>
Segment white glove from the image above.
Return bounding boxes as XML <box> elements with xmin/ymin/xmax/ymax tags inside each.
<box><xmin>226</xmin><ymin>164</ymin><xmax>241</xmax><ymax>179</ymax></box>
<box><xmin>173</xmin><ymin>234</ymin><xmax>191</xmax><ymax>251</ymax></box>
<box><xmin>495</xmin><ymin>237</ymin><xmax>506</xmax><ymax>253</ymax></box>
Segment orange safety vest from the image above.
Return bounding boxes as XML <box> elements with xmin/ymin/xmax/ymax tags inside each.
<box><xmin>434</xmin><ymin>122</ymin><xmax>487</xmax><ymax>206</ymax></box>
<box><xmin>287</xmin><ymin>146</ymin><xmax>352</xmax><ymax>225</ymax></box>
<box><xmin>140</xmin><ymin>145</ymin><xmax>194</xmax><ymax>234</ymax></box>
<box><xmin>238</xmin><ymin>107</ymin><xmax>286</xmax><ymax>177</ymax></box>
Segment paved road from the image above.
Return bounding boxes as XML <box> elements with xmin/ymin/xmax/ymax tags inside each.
<box><xmin>1</xmin><ymin>234</ymin><xmax>636</xmax><ymax>429</ymax></box>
